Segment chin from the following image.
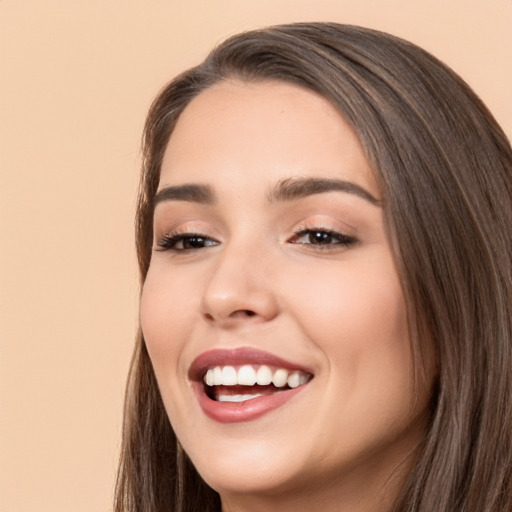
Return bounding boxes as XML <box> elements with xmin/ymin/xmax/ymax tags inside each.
<box><xmin>184</xmin><ymin>435</ymin><xmax>311</xmax><ymax>496</ymax></box>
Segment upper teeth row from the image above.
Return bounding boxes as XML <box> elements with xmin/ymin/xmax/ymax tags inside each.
<box><xmin>203</xmin><ymin>365</ymin><xmax>309</xmax><ymax>389</ymax></box>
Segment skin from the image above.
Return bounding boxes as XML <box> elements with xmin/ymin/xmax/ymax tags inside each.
<box><xmin>141</xmin><ymin>80</ymin><xmax>434</xmax><ymax>512</ymax></box>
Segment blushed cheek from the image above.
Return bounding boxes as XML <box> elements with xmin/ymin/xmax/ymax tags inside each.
<box><xmin>140</xmin><ymin>276</ymin><xmax>175</xmax><ymax>366</ymax></box>
<box><xmin>289</xmin><ymin>259</ymin><xmax>412</xmax><ymax>390</ymax></box>
<box><xmin>140</xmin><ymin>271</ymin><xmax>197</xmax><ymax>377</ymax></box>
<box><xmin>291</xmin><ymin>264</ymin><xmax>406</xmax><ymax>344</ymax></box>
<box><xmin>140</xmin><ymin>279</ymin><xmax>182</xmax><ymax>424</ymax></box>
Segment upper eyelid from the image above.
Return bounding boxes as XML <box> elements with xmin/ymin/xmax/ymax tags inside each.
<box><xmin>153</xmin><ymin>201</ymin><xmax>359</xmax><ymax>230</ymax></box>
<box><xmin>154</xmin><ymin>221</ymin><xmax>221</xmax><ymax>239</ymax></box>
<box><xmin>292</xmin><ymin>219</ymin><xmax>355</xmax><ymax>236</ymax></box>
<box><xmin>155</xmin><ymin>221</ymin><xmax>353</xmax><ymax>238</ymax></box>
<box><xmin>153</xmin><ymin>212</ymin><xmax>359</xmax><ymax>245</ymax></box>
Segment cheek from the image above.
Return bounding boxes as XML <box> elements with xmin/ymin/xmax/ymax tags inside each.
<box><xmin>139</xmin><ymin>266</ymin><xmax>194</xmax><ymax>378</ymax></box>
<box><xmin>286</xmin><ymin>256</ymin><xmax>408</xmax><ymax>348</ymax></box>
<box><xmin>286</xmin><ymin>258</ymin><xmax>426</xmax><ymax>463</ymax></box>
<box><xmin>284</xmin><ymin>255</ymin><xmax>414</xmax><ymax>406</ymax></box>
<box><xmin>139</xmin><ymin>267</ymin><xmax>202</xmax><ymax>431</ymax></box>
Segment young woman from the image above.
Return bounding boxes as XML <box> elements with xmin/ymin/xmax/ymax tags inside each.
<box><xmin>115</xmin><ymin>23</ymin><xmax>512</xmax><ymax>512</ymax></box>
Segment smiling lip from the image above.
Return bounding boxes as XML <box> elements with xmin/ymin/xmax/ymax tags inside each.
<box><xmin>189</xmin><ymin>348</ymin><xmax>313</xmax><ymax>423</ymax></box>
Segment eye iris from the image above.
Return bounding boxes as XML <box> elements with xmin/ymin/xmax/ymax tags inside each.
<box><xmin>310</xmin><ymin>231</ymin><xmax>332</xmax><ymax>244</ymax></box>
<box><xmin>184</xmin><ymin>236</ymin><xmax>206</xmax><ymax>249</ymax></box>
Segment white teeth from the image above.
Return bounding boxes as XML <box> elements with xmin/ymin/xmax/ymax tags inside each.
<box><xmin>272</xmin><ymin>368</ymin><xmax>289</xmax><ymax>387</ymax></box>
<box><xmin>204</xmin><ymin>369</ymin><xmax>214</xmax><ymax>386</ymax></box>
<box><xmin>217</xmin><ymin>393</ymin><xmax>263</xmax><ymax>403</ymax></box>
<box><xmin>213</xmin><ymin>366</ymin><xmax>222</xmax><ymax>385</ymax></box>
<box><xmin>237</xmin><ymin>365</ymin><xmax>257</xmax><ymax>385</ymax></box>
<box><xmin>221</xmin><ymin>366</ymin><xmax>237</xmax><ymax>385</ymax></box>
<box><xmin>287</xmin><ymin>371</ymin><xmax>301</xmax><ymax>388</ymax></box>
<box><xmin>202</xmin><ymin>364</ymin><xmax>310</xmax><ymax>389</ymax></box>
<box><xmin>256</xmin><ymin>365</ymin><xmax>273</xmax><ymax>385</ymax></box>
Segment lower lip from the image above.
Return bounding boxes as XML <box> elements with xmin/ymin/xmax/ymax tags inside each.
<box><xmin>193</xmin><ymin>382</ymin><xmax>308</xmax><ymax>423</ymax></box>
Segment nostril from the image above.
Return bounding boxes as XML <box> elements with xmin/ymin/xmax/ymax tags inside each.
<box><xmin>202</xmin><ymin>310</ymin><xmax>256</xmax><ymax>322</ymax></box>
<box><xmin>228</xmin><ymin>309</ymin><xmax>257</xmax><ymax>319</ymax></box>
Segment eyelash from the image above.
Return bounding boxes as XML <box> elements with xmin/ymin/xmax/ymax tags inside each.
<box><xmin>156</xmin><ymin>232</ymin><xmax>220</xmax><ymax>251</ymax></box>
<box><xmin>289</xmin><ymin>226</ymin><xmax>357</xmax><ymax>249</ymax></box>
<box><xmin>156</xmin><ymin>227</ymin><xmax>357</xmax><ymax>252</ymax></box>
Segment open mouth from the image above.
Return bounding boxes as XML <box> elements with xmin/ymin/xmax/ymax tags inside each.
<box><xmin>203</xmin><ymin>364</ymin><xmax>312</xmax><ymax>403</ymax></box>
<box><xmin>190</xmin><ymin>348</ymin><xmax>314</xmax><ymax>422</ymax></box>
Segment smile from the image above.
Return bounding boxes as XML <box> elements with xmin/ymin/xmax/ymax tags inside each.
<box><xmin>203</xmin><ymin>365</ymin><xmax>311</xmax><ymax>402</ymax></box>
<box><xmin>190</xmin><ymin>349</ymin><xmax>314</xmax><ymax>422</ymax></box>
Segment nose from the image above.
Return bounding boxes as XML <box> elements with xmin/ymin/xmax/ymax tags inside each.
<box><xmin>200</xmin><ymin>242</ymin><xmax>279</xmax><ymax>328</ymax></box>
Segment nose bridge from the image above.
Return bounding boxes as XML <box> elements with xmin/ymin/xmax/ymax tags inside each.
<box><xmin>200</xmin><ymin>233</ymin><xmax>278</xmax><ymax>324</ymax></box>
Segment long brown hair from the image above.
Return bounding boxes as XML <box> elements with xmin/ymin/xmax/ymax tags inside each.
<box><xmin>115</xmin><ymin>23</ymin><xmax>512</xmax><ymax>511</ymax></box>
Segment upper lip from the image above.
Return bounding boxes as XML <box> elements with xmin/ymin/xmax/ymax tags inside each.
<box><xmin>188</xmin><ymin>347</ymin><xmax>314</xmax><ymax>382</ymax></box>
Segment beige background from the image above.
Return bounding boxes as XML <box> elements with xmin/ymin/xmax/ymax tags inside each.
<box><xmin>1</xmin><ymin>1</ymin><xmax>511</xmax><ymax>511</ymax></box>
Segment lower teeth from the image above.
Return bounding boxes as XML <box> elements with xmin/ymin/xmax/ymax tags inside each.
<box><xmin>217</xmin><ymin>393</ymin><xmax>264</xmax><ymax>403</ymax></box>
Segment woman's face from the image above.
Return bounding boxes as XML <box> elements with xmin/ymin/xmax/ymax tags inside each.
<box><xmin>141</xmin><ymin>80</ymin><xmax>433</xmax><ymax>508</ymax></box>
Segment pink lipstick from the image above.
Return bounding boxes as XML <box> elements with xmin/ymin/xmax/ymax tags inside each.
<box><xmin>189</xmin><ymin>348</ymin><xmax>313</xmax><ymax>423</ymax></box>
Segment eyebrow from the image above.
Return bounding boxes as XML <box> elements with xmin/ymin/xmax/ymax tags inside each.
<box><xmin>153</xmin><ymin>177</ymin><xmax>381</xmax><ymax>208</ymax></box>
<box><xmin>267</xmin><ymin>177</ymin><xmax>381</xmax><ymax>206</ymax></box>
<box><xmin>154</xmin><ymin>184</ymin><xmax>216</xmax><ymax>206</ymax></box>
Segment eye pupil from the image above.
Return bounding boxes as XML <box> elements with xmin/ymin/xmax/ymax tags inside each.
<box><xmin>310</xmin><ymin>231</ymin><xmax>332</xmax><ymax>244</ymax></box>
<box><xmin>184</xmin><ymin>236</ymin><xmax>206</xmax><ymax>249</ymax></box>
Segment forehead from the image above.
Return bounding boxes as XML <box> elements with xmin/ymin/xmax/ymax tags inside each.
<box><xmin>160</xmin><ymin>79</ymin><xmax>378</xmax><ymax>197</ymax></box>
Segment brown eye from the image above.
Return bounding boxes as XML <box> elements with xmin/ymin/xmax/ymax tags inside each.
<box><xmin>181</xmin><ymin>236</ymin><xmax>209</xmax><ymax>249</ymax></box>
<box><xmin>308</xmin><ymin>231</ymin><xmax>334</xmax><ymax>244</ymax></box>
<box><xmin>290</xmin><ymin>229</ymin><xmax>356</xmax><ymax>249</ymax></box>
<box><xmin>157</xmin><ymin>233</ymin><xmax>219</xmax><ymax>251</ymax></box>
